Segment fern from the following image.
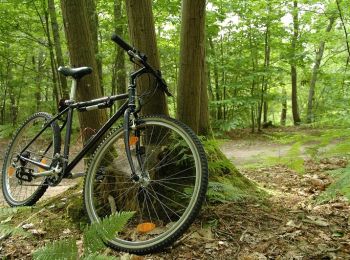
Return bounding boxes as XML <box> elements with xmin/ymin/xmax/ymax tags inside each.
<box><xmin>33</xmin><ymin>211</ymin><xmax>134</xmax><ymax>259</ymax></box>
<box><xmin>207</xmin><ymin>181</ymin><xmax>246</xmax><ymax>203</ymax></box>
<box><xmin>0</xmin><ymin>224</ymin><xmax>28</xmax><ymax>237</ymax></box>
<box><xmin>84</xmin><ymin>211</ymin><xmax>134</xmax><ymax>255</ymax></box>
<box><xmin>317</xmin><ymin>166</ymin><xmax>350</xmax><ymax>203</ymax></box>
<box><xmin>32</xmin><ymin>238</ymin><xmax>78</xmax><ymax>260</ymax></box>
<box><xmin>0</xmin><ymin>207</ymin><xmax>19</xmax><ymax>218</ymax></box>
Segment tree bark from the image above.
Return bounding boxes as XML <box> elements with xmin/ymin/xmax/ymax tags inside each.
<box><xmin>280</xmin><ymin>87</ymin><xmax>287</xmax><ymax>126</ymax></box>
<box><xmin>307</xmin><ymin>16</ymin><xmax>336</xmax><ymax>123</ymax></box>
<box><xmin>111</xmin><ymin>0</ymin><xmax>126</xmax><ymax>112</ymax></box>
<box><xmin>86</xmin><ymin>0</ymin><xmax>103</xmax><ymax>94</ymax></box>
<box><xmin>335</xmin><ymin>0</ymin><xmax>350</xmax><ymax>93</ymax></box>
<box><xmin>209</xmin><ymin>38</ymin><xmax>222</xmax><ymax>120</ymax></box>
<box><xmin>125</xmin><ymin>0</ymin><xmax>168</xmax><ymax>116</ymax></box>
<box><xmin>48</xmin><ymin>0</ymin><xmax>68</xmax><ymax>98</ymax></box>
<box><xmin>61</xmin><ymin>0</ymin><xmax>107</xmax><ymax>143</ymax></box>
<box><xmin>291</xmin><ymin>0</ymin><xmax>301</xmax><ymax>125</ymax></box>
<box><xmin>177</xmin><ymin>0</ymin><xmax>208</xmax><ymax>134</ymax></box>
<box><xmin>43</xmin><ymin>2</ymin><xmax>60</xmax><ymax>108</ymax></box>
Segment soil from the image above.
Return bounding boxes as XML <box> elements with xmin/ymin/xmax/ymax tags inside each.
<box><xmin>0</xmin><ymin>130</ymin><xmax>349</xmax><ymax>259</ymax></box>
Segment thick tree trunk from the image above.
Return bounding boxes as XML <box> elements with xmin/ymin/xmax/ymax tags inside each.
<box><xmin>125</xmin><ymin>0</ymin><xmax>168</xmax><ymax>116</ymax></box>
<box><xmin>61</xmin><ymin>0</ymin><xmax>107</xmax><ymax>143</ymax></box>
<box><xmin>111</xmin><ymin>0</ymin><xmax>126</xmax><ymax>112</ymax></box>
<box><xmin>86</xmin><ymin>0</ymin><xmax>103</xmax><ymax>94</ymax></box>
<box><xmin>291</xmin><ymin>0</ymin><xmax>301</xmax><ymax>125</ymax></box>
<box><xmin>307</xmin><ymin>16</ymin><xmax>336</xmax><ymax>123</ymax></box>
<box><xmin>48</xmin><ymin>0</ymin><xmax>68</xmax><ymax>98</ymax></box>
<box><xmin>177</xmin><ymin>0</ymin><xmax>207</xmax><ymax>134</ymax></box>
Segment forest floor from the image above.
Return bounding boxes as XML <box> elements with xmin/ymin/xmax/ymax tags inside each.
<box><xmin>0</xmin><ymin>127</ymin><xmax>349</xmax><ymax>259</ymax></box>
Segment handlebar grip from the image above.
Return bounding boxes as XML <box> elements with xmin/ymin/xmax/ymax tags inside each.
<box><xmin>111</xmin><ymin>33</ymin><xmax>134</xmax><ymax>52</ymax></box>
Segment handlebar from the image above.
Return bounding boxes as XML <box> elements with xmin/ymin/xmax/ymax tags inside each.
<box><xmin>111</xmin><ymin>33</ymin><xmax>134</xmax><ymax>52</ymax></box>
<box><xmin>111</xmin><ymin>33</ymin><xmax>172</xmax><ymax>97</ymax></box>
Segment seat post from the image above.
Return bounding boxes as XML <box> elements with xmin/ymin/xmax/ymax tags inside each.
<box><xmin>70</xmin><ymin>79</ymin><xmax>78</xmax><ymax>101</ymax></box>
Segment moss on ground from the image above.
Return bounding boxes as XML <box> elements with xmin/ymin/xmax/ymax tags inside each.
<box><xmin>203</xmin><ymin>139</ymin><xmax>264</xmax><ymax>203</ymax></box>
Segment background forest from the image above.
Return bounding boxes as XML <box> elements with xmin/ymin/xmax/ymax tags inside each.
<box><xmin>1</xmin><ymin>0</ymin><xmax>350</xmax><ymax>259</ymax></box>
<box><xmin>0</xmin><ymin>0</ymin><xmax>349</xmax><ymax>135</ymax></box>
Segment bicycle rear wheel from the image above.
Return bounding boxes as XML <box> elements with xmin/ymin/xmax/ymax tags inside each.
<box><xmin>2</xmin><ymin>112</ymin><xmax>61</xmax><ymax>206</ymax></box>
<box><xmin>83</xmin><ymin>115</ymin><xmax>208</xmax><ymax>254</ymax></box>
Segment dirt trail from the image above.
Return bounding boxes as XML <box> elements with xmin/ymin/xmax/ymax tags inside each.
<box><xmin>220</xmin><ymin>139</ymin><xmax>291</xmax><ymax>166</ymax></box>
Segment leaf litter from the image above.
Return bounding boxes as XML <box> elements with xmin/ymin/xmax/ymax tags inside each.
<box><xmin>0</xmin><ymin>144</ymin><xmax>349</xmax><ymax>259</ymax></box>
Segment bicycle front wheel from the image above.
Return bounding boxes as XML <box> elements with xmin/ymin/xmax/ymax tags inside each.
<box><xmin>83</xmin><ymin>115</ymin><xmax>208</xmax><ymax>254</ymax></box>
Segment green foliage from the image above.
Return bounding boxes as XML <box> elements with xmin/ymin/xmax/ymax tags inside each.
<box><xmin>33</xmin><ymin>212</ymin><xmax>134</xmax><ymax>260</ymax></box>
<box><xmin>0</xmin><ymin>207</ymin><xmax>30</xmax><ymax>238</ymax></box>
<box><xmin>0</xmin><ymin>224</ymin><xmax>28</xmax><ymax>237</ymax></box>
<box><xmin>259</xmin><ymin>128</ymin><xmax>350</xmax><ymax>173</ymax></box>
<box><xmin>84</xmin><ymin>211</ymin><xmax>134</xmax><ymax>255</ymax></box>
<box><xmin>32</xmin><ymin>238</ymin><xmax>78</xmax><ymax>260</ymax></box>
<box><xmin>317</xmin><ymin>165</ymin><xmax>350</xmax><ymax>204</ymax></box>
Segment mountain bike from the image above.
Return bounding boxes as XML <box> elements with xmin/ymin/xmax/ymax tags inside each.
<box><xmin>1</xmin><ymin>34</ymin><xmax>208</xmax><ymax>254</ymax></box>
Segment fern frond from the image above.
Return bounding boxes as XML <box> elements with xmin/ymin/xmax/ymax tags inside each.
<box><xmin>32</xmin><ymin>238</ymin><xmax>78</xmax><ymax>260</ymax></box>
<box><xmin>84</xmin><ymin>211</ymin><xmax>134</xmax><ymax>254</ymax></box>
<box><xmin>0</xmin><ymin>224</ymin><xmax>28</xmax><ymax>237</ymax></box>
<box><xmin>0</xmin><ymin>207</ymin><xmax>19</xmax><ymax>218</ymax></box>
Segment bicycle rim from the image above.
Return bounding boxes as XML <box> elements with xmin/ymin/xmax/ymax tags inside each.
<box><xmin>84</xmin><ymin>116</ymin><xmax>207</xmax><ymax>253</ymax></box>
<box><xmin>2</xmin><ymin>113</ymin><xmax>59</xmax><ymax>206</ymax></box>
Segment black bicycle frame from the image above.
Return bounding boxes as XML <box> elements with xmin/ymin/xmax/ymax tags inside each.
<box><xmin>18</xmin><ymin>62</ymin><xmax>152</xmax><ymax>181</ymax></box>
<box><xmin>19</xmin><ymin>93</ymin><xmax>129</xmax><ymax>178</ymax></box>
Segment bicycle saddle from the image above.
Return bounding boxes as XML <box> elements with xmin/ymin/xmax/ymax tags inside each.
<box><xmin>58</xmin><ymin>66</ymin><xmax>93</xmax><ymax>79</ymax></box>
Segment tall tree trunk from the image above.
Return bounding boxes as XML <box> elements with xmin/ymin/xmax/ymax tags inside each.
<box><xmin>336</xmin><ymin>0</ymin><xmax>350</xmax><ymax>93</ymax></box>
<box><xmin>43</xmin><ymin>3</ymin><xmax>60</xmax><ymax>108</ymax></box>
<box><xmin>199</xmin><ymin>43</ymin><xmax>210</xmax><ymax>136</ymax></box>
<box><xmin>209</xmin><ymin>38</ymin><xmax>222</xmax><ymax>120</ymax></box>
<box><xmin>291</xmin><ymin>0</ymin><xmax>301</xmax><ymax>125</ymax></box>
<box><xmin>48</xmin><ymin>0</ymin><xmax>68</xmax><ymax>98</ymax></box>
<box><xmin>248</xmin><ymin>24</ymin><xmax>257</xmax><ymax>133</ymax></box>
<box><xmin>177</xmin><ymin>0</ymin><xmax>207</xmax><ymax>135</ymax></box>
<box><xmin>61</xmin><ymin>0</ymin><xmax>107</xmax><ymax>143</ymax></box>
<box><xmin>307</xmin><ymin>16</ymin><xmax>336</xmax><ymax>123</ymax></box>
<box><xmin>125</xmin><ymin>0</ymin><xmax>168</xmax><ymax>116</ymax></box>
<box><xmin>34</xmin><ymin>52</ymin><xmax>45</xmax><ymax>112</ymax></box>
<box><xmin>1</xmin><ymin>61</ymin><xmax>11</xmax><ymax>124</ymax></box>
<box><xmin>280</xmin><ymin>87</ymin><xmax>287</xmax><ymax>126</ymax></box>
<box><xmin>15</xmin><ymin>57</ymin><xmax>28</xmax><ymax>125</ymax></box>
<box><xmin>86</xmin><ymin>0</ymin><xmax>103</xmax><ymax>94</ymax></box>
<box><xmin>111</xmin><ymin>0</ymin><xmax>126</xmax><ymax>113</ymax></box>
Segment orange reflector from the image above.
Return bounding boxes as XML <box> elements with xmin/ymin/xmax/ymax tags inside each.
<box><xmin>39</xmin><ymin>159</ymin><xmax>47</xmax><ymax>173</ymax></box>
<box><xmin>7</xmin><ymin>166</ymin><xmax>15</xmax><ymax>177</ymax></box>
<box><xmin>136</xmin><ymin>222</ymin><xmax>156</xmax><ymax>233</ymax></box>
<box><xmin>129</xmin><ymin>136</ymin><xmax>139</xmax><ymax>146</ymax></box>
